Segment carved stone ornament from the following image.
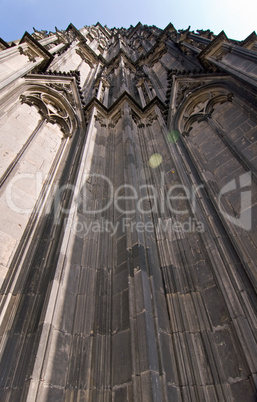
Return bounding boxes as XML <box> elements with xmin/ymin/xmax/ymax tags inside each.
<box><xmin>95</xmin><ymin>111</ymin><xmax>106</xmax><ymax>127</ymax></box>
<box><xmin>111</xmin><ymin>110</ymin><xmax>122</xmax><ymax>126</ymax></box>
<box><xmin>182</xmin><ymin>90</ymin><xmax>234</xmax><ymax>133</ymax></box>
<box><xmin>146</xmin><ymin>111</ymin><xmax>157</xmax><ymax>125</ymax></box>
<box><xmin>20</xmin><ymin>91</ymin><xmax>74</xmax><ymax>136</ymax></box>
<box><xmin>175</xmin><ymin>80</ymin><xmax>206</xmax><ymax>108</ymax></box>
<box><xmin>130</xmin><ymin>109</ymin><xmax>140</xmax><ymax>125</ymax></box>
<box><xmin>46</xmin><ymin>82</ymin><xmax>77</xmax><ymax>109</ymax></box>
<box><xmin>18</xmin><ymin>46</ymin><xmax>38</xmax><ymax>62</ymax></box>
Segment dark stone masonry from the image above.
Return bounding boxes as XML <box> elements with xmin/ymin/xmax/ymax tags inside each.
<box><xmin>0</xmin><ymin>22</ymin><xmax>256</xmax><ymax>401</ymax></box>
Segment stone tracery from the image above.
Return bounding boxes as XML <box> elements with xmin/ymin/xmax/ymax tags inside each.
<box><xmin>0</xmin><ymin>21</ymin><xmax>257</xmax><ymax>402</ymax></box>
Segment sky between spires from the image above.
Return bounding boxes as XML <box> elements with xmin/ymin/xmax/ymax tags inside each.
<box><xmin>0</xmin><ymin>0</ymin><xmax>256</xmax><ymax>43</ymax></box>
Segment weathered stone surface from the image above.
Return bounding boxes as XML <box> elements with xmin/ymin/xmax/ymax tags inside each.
<box><xmin>0</xmin><ymin>21</ymin><xmax>256</xmax><ymax>402</ymax></box>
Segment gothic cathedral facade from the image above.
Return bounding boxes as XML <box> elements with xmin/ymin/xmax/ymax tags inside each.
<box><xmin>0</xmin><ymin>22</ymin><xmax>257</xmax><ymax>401</ymax></box>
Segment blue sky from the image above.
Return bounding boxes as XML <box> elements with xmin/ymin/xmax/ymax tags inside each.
<box><xmin>0</xmin><ymin>0</ymin><xmax>256</xmax><ymax>43</ymax></box>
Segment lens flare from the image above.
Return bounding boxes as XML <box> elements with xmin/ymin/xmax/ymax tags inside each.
<box><xmin>167</xmin><ymin>130</ymin><xmax>180</xmax><ymax>144</ymax></box>
<box><xmin>149</xmin><ymin>153</ymin><xmax>162</xmax><ymax>168</ymax></box>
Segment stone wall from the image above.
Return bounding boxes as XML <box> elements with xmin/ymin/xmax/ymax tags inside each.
<box><xmin>0</xmin><ymin>22</ymin><xmax>256</xmax><ymax>401</ymax></box>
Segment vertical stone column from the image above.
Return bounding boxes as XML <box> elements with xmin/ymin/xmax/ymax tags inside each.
<box><xmin>114</xmin><ymin>101</ymin><xmax>166</xmax><ymax>401</ymax></box>
<box><xmin>119</xmin><ymin>56</ymin><xmax>128</xmax><ymax>93</ymax></box>
<box><xmin>103</xmin><ymin>83</ymin><xmax>110</xmax><ymax>107</ymax></box>
<box><xmin>96</xmin><ymin>79</ymin><xmax>103</xmax><ymax>100</ymax></box>
<box><xmin>170</xmin><ymin>111</ymin><xmax>257</xmax><ymax>399</ymax></box>
<box><xmin>25</xmin><ymin>109</ymin><xmax>97</xmax><ymax>401</ymax></box>
<box><xmin>137</xmin><ymin>85</ymin><xmax>146</xmax><ymax>107</ymax></box>
<box><xmin>145</xmin><ymin>80</ymin><xmax>154</xmax><ymax>100</ymax></box>
<box><xmin>48</xmin><ymin>42</ymin><xmax>66</xmax><ymax>54</ymax></box>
